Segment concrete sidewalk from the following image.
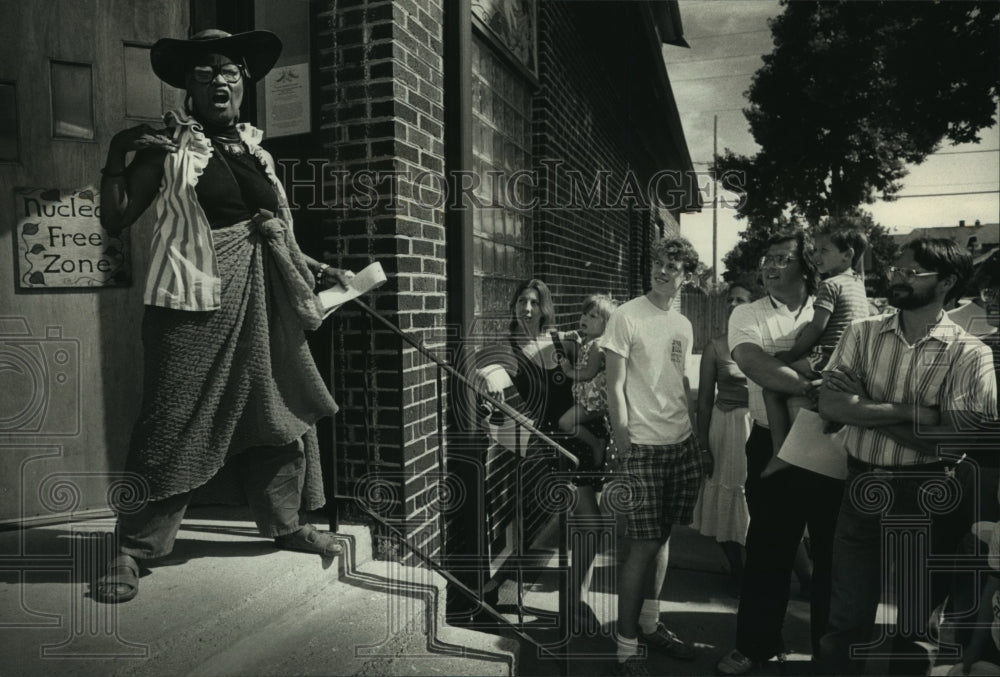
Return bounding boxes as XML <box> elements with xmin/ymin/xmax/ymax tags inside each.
<box><xmin>0</xmin><ymin>505</ymin><xmax>811</xmax><ymax>677</ymax></box>
<box><xmin>494</xmin><ymin>518</ymin><xmax>816</xmax><ymax>677</ymax></box>
<box><xmin>0</xmin><ymin>507</ymin><xmax>515</xmax><ymax>677</ymax></box>
<box><xmin>0</xmin><ymin>505</ymin><xmax>960</xmax><ymax>676</ymax></box>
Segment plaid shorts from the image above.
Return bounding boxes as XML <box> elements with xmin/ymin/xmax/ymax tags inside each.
<box><xmin>620</xmin><ymin>435</ymin><xmax>703</xmax><ymax>540</ymax></box>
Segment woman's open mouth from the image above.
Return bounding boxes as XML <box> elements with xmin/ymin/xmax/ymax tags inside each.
<box><xmin>211</xmin><ymin>90</ymin><xmax>231</xmax><ymax>108</ymax></box>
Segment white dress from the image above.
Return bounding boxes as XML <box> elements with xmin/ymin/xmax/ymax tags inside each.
<box><xmin>690</xmin><ymin>336</ymin><xmax>752</xmax><ymax>544</ymax></box>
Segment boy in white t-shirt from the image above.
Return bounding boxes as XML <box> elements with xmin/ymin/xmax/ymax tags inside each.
<box><xmin>602</xmin><ymin>237</ymin><xmax>706</xmax><ymax>676</ymax></box>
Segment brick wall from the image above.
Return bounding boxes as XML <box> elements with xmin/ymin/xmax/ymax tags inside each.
<box><xmin>311</xmin><ymin>0</ymin><xmax>690</xmax><ymax>575</ymax></box>
<box><xmin>534</xmin><ymin>2</ymin><xmax>635</xmax><ymax>324</ymax></box>
<box><xmin>490</xmin><ymin>1</ymin><xmax>676</xmax><ymax>545</ymax></box>
<box><xmin>315</xmin><ymin>0</ymin><xmax>447</xmax><ymax>564</ymax></box>
<box><xmin>532</xmin><ymin>2</ymin><xmax>676</xmax><ymax>321</ymax></box>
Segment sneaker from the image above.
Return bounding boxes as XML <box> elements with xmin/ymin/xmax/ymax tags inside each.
<box><xmin>638</xmin><ymin>622</ymin><xmax>696</xmax><ymax>660</ymax></box>
<box><xmin>613</xmin><ymin>656</ymin><xmax>650</xmax><ymax>676</ymax></box>
<box><xmin>716</xmin><ymin>648</ymin><xmax>757</xmax><ymax>675</ymax></box>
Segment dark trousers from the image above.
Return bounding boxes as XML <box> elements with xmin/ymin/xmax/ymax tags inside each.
<box><xmin>117</xmin><ymin>441</ymin><xmax>306</xmax><ymax>559</ymax></box>
<box><xmin>819</xmin><ymin>459</ymin><xmax>995</xmax><ymax>675</ymax></box>
<box><xmin>736</xmin><ymin>424</ymin><xmax>845</xmax><ymax>662</ymax></box>
<box><xmin>743</xmin><ymin>423</ymin><xmax>772</xmax><ymax>516</ymax></box>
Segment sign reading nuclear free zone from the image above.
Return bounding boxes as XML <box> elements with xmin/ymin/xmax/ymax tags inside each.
<box><xmin>14</xmin><ymin>186</ymin><xmax>130</xmax><ymax>289</ymax></box>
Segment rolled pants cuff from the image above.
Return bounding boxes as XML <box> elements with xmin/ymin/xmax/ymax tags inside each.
<box><xmin>116</xmin><ymin>441</ymin><xmax>308</xmax><ymax>557</ymax></box>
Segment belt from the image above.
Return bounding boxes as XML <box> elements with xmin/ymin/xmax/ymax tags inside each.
<box><xmin>847</xmin><ymin>455</ymin><xmax>960</xmax><ymax>474</ymax></box>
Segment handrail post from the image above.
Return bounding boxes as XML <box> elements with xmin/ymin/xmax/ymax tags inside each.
<box><xmin>515</xmin><ymin>431</ymin><xmax>525</xmax><ymax>629</ymax></box>
<box><xmin>557</xmin><ymin>446</ymin><xmax>570</xmax><ymax>677</ymax></box>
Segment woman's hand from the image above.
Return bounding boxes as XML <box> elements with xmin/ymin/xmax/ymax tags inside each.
<box><xmin>554</xmin><ymin>353</ymin><xmax>573</xmax><ymax>377</ymax></box>
<box><xmin>317</xmin><ymin>266</ymin><xmax>356</xmax><ymax>289</ymax></box>
<box><xmin>101</xmin><ymin>126</ymin><xmax>170</xmax><ymax>234</ymax></box>
<box><xmin>697</xmin><ymin>433</ymin><xmax>713</xmax><ymax>477</ymax></box>
<box><xmin>699</xmin><ymin>448</ymin><xmax>715</xmax><ymax>478</ymax></box>
<box><xmin>612</xmin><ymin>431</ymin><xmax>631</xmax><ymax>467</ymax></box>
<box><xmin>110</xmin><ymin>124</ymin><xmax>178</xmax><ymax>155</ymax></box>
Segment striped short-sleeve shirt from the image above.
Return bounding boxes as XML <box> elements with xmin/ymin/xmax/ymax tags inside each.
<box><xmin>814</xmin><ymin>271</ymin><xmax>869</xmax><ymax>349</ymax></box>
<box><xmin>826</xmin><ymin>311</ymin><xmax>997</xmax><ymax>467</ymax></box>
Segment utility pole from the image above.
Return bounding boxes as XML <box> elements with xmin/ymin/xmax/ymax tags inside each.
<box><xmin>712</xmin><ymin>114</ymin><xmax>718</xmax><ymax>285</ymax></box>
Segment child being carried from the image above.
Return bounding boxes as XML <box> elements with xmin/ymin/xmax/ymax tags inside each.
<box><xmin>555</xmin><ymin>294</ymin><xmax>619</xmax><ymax>466</ymax></box>
<box><xmin>762</xmin><ymin>227</ymin><xmax>870</xmax><ymax>474</ymax></box>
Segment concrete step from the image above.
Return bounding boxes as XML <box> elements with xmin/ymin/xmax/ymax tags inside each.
<box><xmin>175</xmin><ymin>557</ymin><xmax>517</xmax><ymax>677</ymax></box>
<box><xmin>0</xmin><ymin>507</ymin><xmax>515</xmax><ymax>677</ymax></box>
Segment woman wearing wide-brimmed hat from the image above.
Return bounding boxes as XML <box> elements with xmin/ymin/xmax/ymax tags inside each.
<box><xmin>96</xmin><ymin>29</ymin><xmax>352</xmax><ymax>603</ymax></box>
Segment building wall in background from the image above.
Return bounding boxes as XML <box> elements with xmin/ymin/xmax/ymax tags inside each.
<box><xmin>0</xmin><ymin>0</ymin><xmax>188</xmax><ymax>525</ymax></box>
<box><xmin>0</xmin><ymin>2</ymin><xmax>695</xmax><ymax>589</ymax></box>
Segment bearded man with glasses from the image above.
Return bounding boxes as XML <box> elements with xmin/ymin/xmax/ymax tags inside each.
<box><xmin>817</xmin><ymin>238</ymin><xmax>997</xmax><ymax>675</ymax></box>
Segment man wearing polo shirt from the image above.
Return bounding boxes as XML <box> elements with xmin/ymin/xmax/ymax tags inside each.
<box><xmin>818</xmin><ymin>238</ymin><xmax>997</xmax><ymax>674</ymax></box>
<box><xmin>716</xmin><ymin>230</ymin><xmax>847</xmax><ymax>676</ymax></box>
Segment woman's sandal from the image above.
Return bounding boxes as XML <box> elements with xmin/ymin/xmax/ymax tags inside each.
<box><xmin>94</xmin><ymin>554</ymin><xmax>140</xmax><ymax>604</ymax></box>
<box><xmin>274</xmin><ymin>524</ymin><xmax>343</xmax><ymax>558</ymax></box>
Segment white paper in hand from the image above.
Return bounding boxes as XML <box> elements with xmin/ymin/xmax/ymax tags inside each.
<box><xmin>318</xmin><ymin>262</ymin><xmax>387</xmax><ymax>318</ymax></box>
<box><xmin>776</xmin><ymin>408</ymin><xmax>848</xmax><ymax>479</ymax></box>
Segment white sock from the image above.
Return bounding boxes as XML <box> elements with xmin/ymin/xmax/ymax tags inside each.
<box><xmin>638</xmin><ymin>599</ymin><xmax>660</xmax><ymax>634</ymax></box>
<box><xmin>616</xmin><ymin>634</ymin><xmax>639</xmax><ymax>663</ymax></box>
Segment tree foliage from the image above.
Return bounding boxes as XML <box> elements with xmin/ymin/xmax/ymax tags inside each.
<box><xmin>719</xmin><ymin>0</ymin><xmax>1000</xmax><ymax>225</ymax></box>
<box><xmin>718</xmin><ymin>0</ymin><xmax>998</xmax><ymax>287</ymax></box>
<box><xmin>722</xmin><ymin>210</ymin><xmax>899</xmax><ymax>297</ymax></box>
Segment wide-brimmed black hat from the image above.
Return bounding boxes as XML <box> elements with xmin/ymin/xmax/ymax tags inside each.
<box><xmin>151</xmin><ymin>28</ymin><xmax>282</xmax><ymax>89</ymax></box>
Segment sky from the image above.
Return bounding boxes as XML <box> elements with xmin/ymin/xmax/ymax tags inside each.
<box><xmin>667</xmin><ymin>0</ymin><xmax>1000</xmax><ymax>277</ymax></box>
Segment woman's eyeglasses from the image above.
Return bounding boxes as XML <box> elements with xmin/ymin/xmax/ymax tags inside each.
<box><xmin>886</xmin><ymin>266</ymin><xmax>938</xmax><ymax>282</ymax></box>
<box><xmin>191</xmin><ymin>64</ymin><xmax>244</xmax><ymax>84</ymax></box>
<box><xmin>759</xmin><ymin>254</ymin><xmax>795</xmax><ymax>269</ymax></box>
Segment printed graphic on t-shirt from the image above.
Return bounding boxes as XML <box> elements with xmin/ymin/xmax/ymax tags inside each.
<box><xmin>670</xmin><ymin>339</ymin><xmax>684</xmax><ymax>372</ymax></box>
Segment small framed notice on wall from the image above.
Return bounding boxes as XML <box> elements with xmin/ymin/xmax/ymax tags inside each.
<box><xmin>13</xmin><ymin>186</ymin><xmax>131</xmax><ymax>289</ymax></box>
<box><xmin>264</xmin><ymin>62</ymin><xmax>310</xmax><ymax>138</ymax></box>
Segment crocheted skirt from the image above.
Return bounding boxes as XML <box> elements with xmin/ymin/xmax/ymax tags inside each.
<box><xmin>125</xmin><ymin>219</ymin><xmax>337</xmax><ymax>506</ymax></box>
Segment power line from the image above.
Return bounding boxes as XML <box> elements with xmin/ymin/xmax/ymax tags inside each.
<box><xmin>906</xmin><ymin>180</ymin><xmax>999</xmax><ymax>188</ymax></box>
<box><xmin>669</xmin><ymin>52</ymin><xmax>765</xmax><ymax>66</ymax></box>
<box><xmin>672</xmin><ymin>71</ymin><xmax>758</xmax><ymax>83</ymax></box>
<box><xmin>934</xmin><ymin>148</ymin><xmax>1000</xmax><ymax>155</ymax></box>
<box><xmin>690</xmin><ymin>153</ymin><xmax>999</xmax><ymax>167</ymax></box>
<box><xmin>683</xmin><ymin>107</ymin><xmax>747</xmax><ymax>114</ymax></box>
<box><xmin>889</xmin><ymin>190</ymin><xmax>999</xmax><ymax>199</ymax></box>
<box><xmin>684</xmin><ymin>28</ymin><xmax>772</xmax><ymax>40</ymax></box>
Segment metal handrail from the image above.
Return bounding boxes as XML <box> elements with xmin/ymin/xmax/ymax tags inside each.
<box><xmin>351</xmin><ymin>298</ymin><xmax>579</xmax><ymax>468</ymax></box>
<box><xmin>355</xmin><ymin>501</ymin><xmax>566</xmax><ymax>664</ymax></box>
<box><xmin>348</xmin><ymin>297</ymin><xmax>577</xmax><ymax>675</ymax></box>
